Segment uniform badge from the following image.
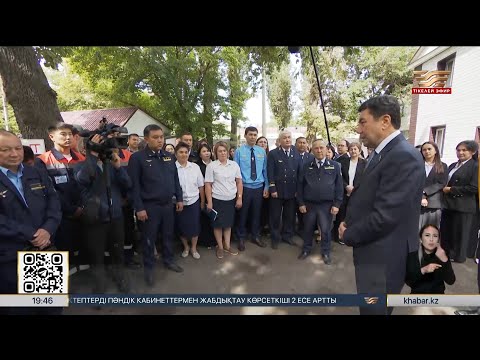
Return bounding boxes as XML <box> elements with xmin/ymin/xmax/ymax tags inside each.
<box><xmin>0</xmin><ymin>190</ymin><xmax>7</xmax><ymax>198</ymax></box>
<box><xmin>163</xmin><ymin>157</ymin><xmax>172</xmax><ymax>161</ymax></box>
<box><xmin>278</xmin><ymin>160</ymin><xmax>283</xmax><ymax>163</ymax></box>
<box><xmin>325</xmin><ymin>166</ymin><xmax>335</xmax><ymax>170</ymax></box>
<box><xmin>30</xmin><ymin>183</ymin><xmax>45</xmax><ymax>191</ymax></box>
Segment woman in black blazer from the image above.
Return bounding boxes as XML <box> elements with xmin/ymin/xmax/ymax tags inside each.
<box><xmin>338</xmin><ymin>142</ymin><xmax>366</xmax><ymax>242</ymax></box>
<box><xmin>441</xmin><ymin>140</ymin><xmax>479</xmax><ymax>263</ymax></box>
<box><xmin>419</xmin><ymin>141</ymin><xmax>448</xmax><ymax>229</ymax></box>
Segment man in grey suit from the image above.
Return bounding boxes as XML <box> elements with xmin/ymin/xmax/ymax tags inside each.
<box><xmin>339</xmin><ymin>95</ymin><xmax>425</xmax><ymax>315</ymax></box>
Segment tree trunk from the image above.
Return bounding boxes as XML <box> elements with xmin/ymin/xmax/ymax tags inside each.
<box><xmin>205</xmin><ymin>123</ymin><xmax>213</xmax><ymax>146</ymax></box>
<box><xmin>0</xmin><ymin>46</ymin><xmax>62</xmax><ymax>148</ymax></box>
<box><xmin>230</xmin><ymin>116</ymin><xmax>238</xmax><ymax>146</ymax></box>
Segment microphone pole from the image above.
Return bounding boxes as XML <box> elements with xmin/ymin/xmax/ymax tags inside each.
<box><xmin>309</xmin><ymin>46</ymin><xmax>332</xmax><ymax>147</ymax></box>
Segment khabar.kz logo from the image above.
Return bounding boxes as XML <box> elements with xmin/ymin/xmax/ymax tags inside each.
<box><xmin>412</xmin><ymin>70</ymin><xmax>452</xmax><ymax>94</ymax></box>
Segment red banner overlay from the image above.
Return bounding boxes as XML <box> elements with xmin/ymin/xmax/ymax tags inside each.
<box><xmin>412</xmin><ymin>88</ymin><xmax>452</xmax><ymax>94</ymax></box>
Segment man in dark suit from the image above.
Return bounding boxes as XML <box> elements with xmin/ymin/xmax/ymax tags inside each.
<box><xmin>268</xmin><ymin>130</ymin><xmax>302</xmax><ymax>249</ymax></box>
<box><xmin>331</xmin><ymin>139</ymin><xmax>350</xmax><ymax>242</ymax></box>
<box><xmin>180</xmin><ymin>132</ymin><xmax>199</xmax><ymax>163</ymax></box>
<box><xmin>295</xmin><ymin>137</ymin><xmax>314</xmax><ymax>234</ymax></box>
<box><xmin>334</xmin><ymin>139</ymin><xmax>350</xmax><ymax>166</ymax></box>
<box><xmin>338</xmin><ymin>95</ymin><xmax>425</xmax><ymax>315</ymax></box>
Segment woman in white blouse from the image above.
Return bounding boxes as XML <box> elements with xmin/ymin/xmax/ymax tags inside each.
<box><xmin>175</xmin><ymin>142</ymin><xmax>205</xmax><ymax>259</ymax></box>
<box><xmin>204</xmin><ymin>141</ymin><xmax>243</xmax><ymax>259</ymax></box>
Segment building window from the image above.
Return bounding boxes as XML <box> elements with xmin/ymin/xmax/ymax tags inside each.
<box><xmin>432</xmin><ymin>126</ymin><xmax>446</xmax><ymax>157</ymax></box>
<box><xmin>437</xmin><ymin>53</ymin><xmax>456</xmax><ymax>87</ymax></box>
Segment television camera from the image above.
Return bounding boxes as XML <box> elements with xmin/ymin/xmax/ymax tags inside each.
<box><xmin>80</xmin><ymin>117</ymin><xmax>128</xmax><ymax>161</ymax></box>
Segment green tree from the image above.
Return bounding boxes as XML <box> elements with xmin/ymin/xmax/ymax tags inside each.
<box><xmin>266</xmin><ymin>61</ymin><xmax>293</xmax><ymax>129</ymax></box>
<box><xmin>13</xmin><ymin>46</ymin><xmax>291</xmax><ymax>147</ymax></box>
<box><xmin>297</xmin><ymin>46</ymin><xmax>416</xmax><ymax>144</ymax></box>
<box><xmin>43</xmin><ymin>60</ymin><xmax>124</xmax><ymax>111</ymax></box>
<box><xmin>0</xmin><ymin>102</ymin><xmax>20</xmax><ymax>134</ymax></box>
<box><xmin>0</xmin><ymin>47</ymin><xmax>63</xmax><ymax>146</ymax></box>
<box><xmin>221</xmin><ymin>47</ymin><xmax>252</xmax><ymax>146</ymax></box>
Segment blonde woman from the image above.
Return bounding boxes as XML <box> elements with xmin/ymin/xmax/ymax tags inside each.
<box><xmin>205</xmin><ymin>142</ymin><xmax>243</xmax><ymax>259</ymax></box>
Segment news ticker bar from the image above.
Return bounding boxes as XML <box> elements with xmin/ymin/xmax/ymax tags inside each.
<box><xmin>1</xmin><ymin>294</ymin><xmax>479</xmax><ymax>307</ymax></box>
<box><xmin>0</xmin><ymin>294</ymin><xmax>384</xmax><ymax>307</ymax></box>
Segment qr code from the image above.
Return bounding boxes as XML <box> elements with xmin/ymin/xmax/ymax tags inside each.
<box><xmin>18</xmin><ymin>251</ymin><xmax>69</xmax><ymax>294</ymax></box>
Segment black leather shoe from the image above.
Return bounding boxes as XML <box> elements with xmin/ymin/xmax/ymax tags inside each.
<box><xmin>283</xmin><ymin>238</ymin><xmax>296</xmax><ymax>246</ymax></box>
<box><xmin>165</xmin><ymin>263</ymin><xmax>184</xmax><ymax>273</ymax></box>
<box><xmin>144</xmin><ymin>271</ymin><xmax>155</xmax><ymax>287</ymax></box>
<box><xmin>271</xmin><ymin>242</ymin><xmax>279</xmax><ymax>250</ymax></box>
<box><xmin>252</xmin><ymin>237</ymin><xmax>267</xmax><ymax>248</ymax></box>
<box><xmin>322</xmin><ymin>254</ymin><xmax>332</xmax><ymax>265</ymax></box>
<box><xmin>238</xmin><ymin>240</ymin><xmax>246</xmax><ymax>252</ymax></box>
<box><xmin>298</xmin><ymin>251</ymin><xmax>309</xmax><ymax>260</ymax></box>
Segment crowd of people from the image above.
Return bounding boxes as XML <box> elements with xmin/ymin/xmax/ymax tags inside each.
<box><xmin>1</xmin><ymin>94</ymin><xmax>479</xmax><ymax>315</ymax></box>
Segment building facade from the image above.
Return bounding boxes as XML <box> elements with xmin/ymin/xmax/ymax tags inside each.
<box><xmin>409</xmin><ymin>46</ymin><xmax>480</xmax><ymax>165</ymax></box>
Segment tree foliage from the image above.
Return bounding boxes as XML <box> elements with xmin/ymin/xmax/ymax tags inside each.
<box><xmin>297</xmin><ymin>46</ymin><xmax>416</xmax><ymax>144</ymax></box>
<box><xmin>43</xmin><ymin>46</ymin><xmax>288</xmax><ymax>144</ymax></box>
<box><xmin>266</xmin><ymin>61</ymin><xmax>293</xmax><ymax>129</ymax></box>
<box><xmin>43</xmin><ymin>61</ymin><xmax>124</xmax><ymax>111</ymax></box>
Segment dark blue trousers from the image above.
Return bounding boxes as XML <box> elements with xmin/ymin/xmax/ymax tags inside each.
<box><xmin>123</xmin><ymin>204</ymin><xmax>136</xmax><ymax>264</ymax></box>
<box><xmin>302</xmin><ymin>201</ymin><xmax>333</xmax><ymax>255</ymax></box>
<box><xmin>140</xmin><ymin>203</ymin><xmax>175</xmax><ymax>270</ymax></box>
<box><xmin>236</xmin><ymin>187</ymin><xmax>264</xmax><ymax>240</ymax></box>
<box><xmin>55</xmin><ymin>218</ymin><xmax>85</xmax><ymax>268</ymax></box>
<box><xmin>269</xmin><ymin>197</ymin><xmax>296</xmax><ymax>245</ymax></box>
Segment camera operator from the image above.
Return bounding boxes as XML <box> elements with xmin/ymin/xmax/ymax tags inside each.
<box><xmin>74</xmin><ymin>134</ymin><xmax>132</xmax><ymax>294</ymax></box>
<box><xmin>103</xmin><ymin>130</ymin><xmax>142</xmax><ymax>269</ymax></box>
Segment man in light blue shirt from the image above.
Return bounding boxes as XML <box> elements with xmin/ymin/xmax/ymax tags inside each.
<box><xmin>234</xmin><ymin>126</ymin><xmax>269</xmax><ymax>251</ymax></box>
<box><xmin>0</xmin><ymin>163</ymin><xmax>26</xmax><ymax>205</ymax></box>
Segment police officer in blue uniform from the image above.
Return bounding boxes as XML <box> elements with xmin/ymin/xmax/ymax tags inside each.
<box><xmin>297</xmin><ymin>139</ymin><xmax>343</xmax><ymax>264</ymax></box>
<box><xmin>128</xmin><ymin>125</ymin><xmax>184</xmax><ymax>286</ymax></box>
<box><xmin>0</xmin><ymin>130</ymin><xmax>62</xmax><ymax>314</ymax></box>
<box><xmin>267</xmin><ymin>130</ymin><xmax>302</xmax><ymax>249</ymax></box>
<box><xmin>295</xmin><ymin>137</ymin><xmax>314</xmax><ymax>234</ymax></box>
<box><xmin>234</xmin><ymin>126</ymin><xmax>269</xmax><ymax>250</ymax></box>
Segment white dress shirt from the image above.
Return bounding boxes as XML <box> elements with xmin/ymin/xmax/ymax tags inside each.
<box><xmin>175</xmin><ymin>161</ymin><xmax>204</xmax><ymax>206</ymax></box>
<box><xmin>448</xmin><ymin>158</ymin><xmax>470</xmax><ymax>181</ymax></box>
<box><xmin>205</xmin><ymin>160</ymin><xmax>242</xmax><ymax>201</ymax></box>
<box><xmin>348</xmin><ymin>160</ymin><xmax>358</xmax><ymax>187</ymax></box>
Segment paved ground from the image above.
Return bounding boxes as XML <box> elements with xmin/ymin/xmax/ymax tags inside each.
<box><xmin>64</xmin><ymin>234</ymin><xmax>479</xmax><ymax>315</ymax></box>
